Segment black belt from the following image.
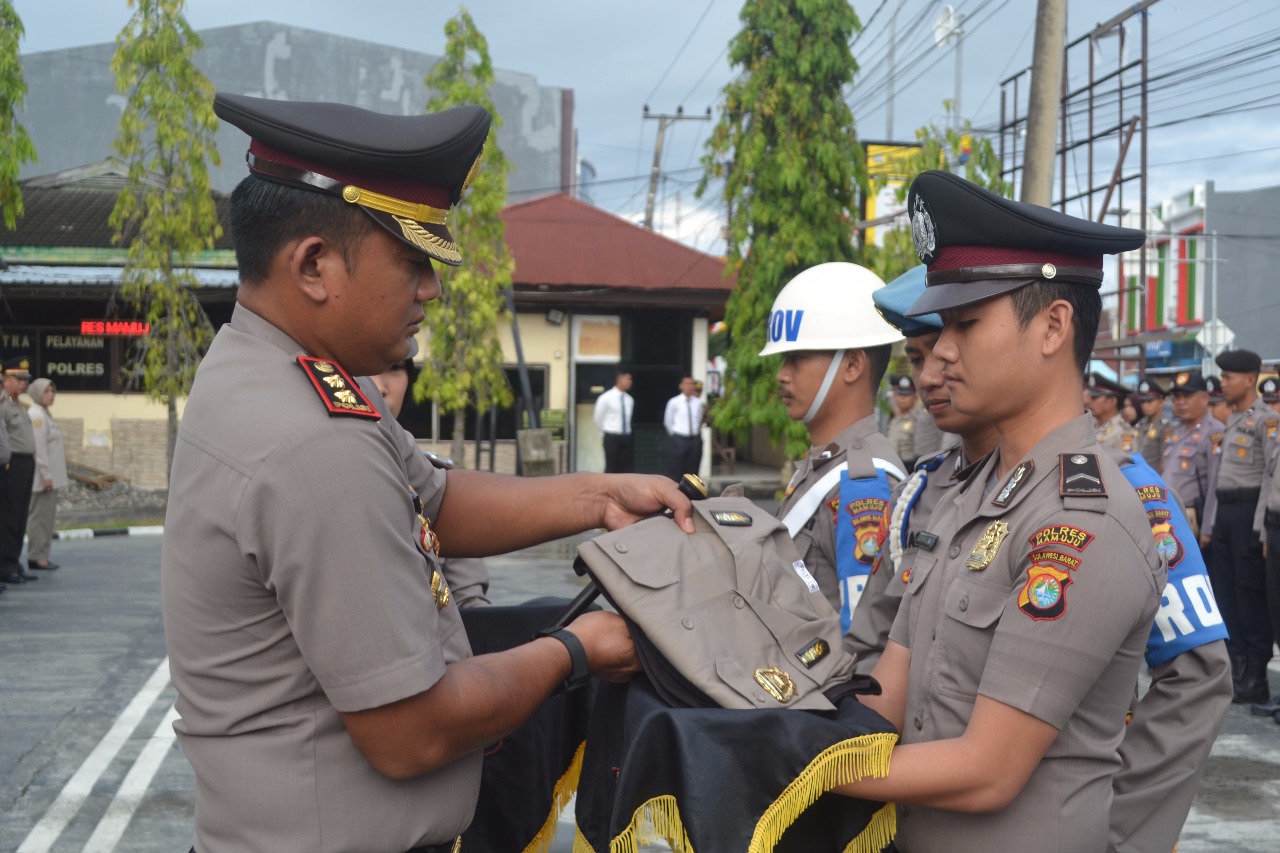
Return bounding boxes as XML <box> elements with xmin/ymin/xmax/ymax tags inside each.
<box><xmin>407</xmin><ymin>840</ymin><xmax>460</xmax><ymax>853</ymax></box>
<box><xmin>9</xmin><ymin>452</ymin><xmax>31</xmax><ymax>458</ymax></box>
<box><xmin>1266</xmin><ymin>509</ymin><xmax>1280</xmax><ymax>528</ymax></box>
<box><xmin>1216</xmin><ymin>487</ymin><xmax>1261</xmax><ymax>505</ymax></box>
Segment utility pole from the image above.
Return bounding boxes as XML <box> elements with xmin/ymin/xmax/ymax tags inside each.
<box><xmin>1022</xmin><ymin>0</ymin><xmax>1067</xmax><ymax>205</ymax></box>
<box><xmin>643</xmin><ymin>105</ymin><xmax>710</xmax><ymax>230</ymax></box>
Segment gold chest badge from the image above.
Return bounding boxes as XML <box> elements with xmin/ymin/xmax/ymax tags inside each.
<box><xmin>966</xmin><ymin>520</ymin><xmax>1010</xmax><ymax>571</ymax></box>
<box><xmin>753</xmin><ymin>667</ymin><xmax>796</xmax><ymax>703</ymax></box>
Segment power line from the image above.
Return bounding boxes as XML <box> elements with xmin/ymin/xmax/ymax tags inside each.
<box><xmin>643</xmin><ymin>0</ymin><xmax>719</xmax><ymax>106</ymax></box>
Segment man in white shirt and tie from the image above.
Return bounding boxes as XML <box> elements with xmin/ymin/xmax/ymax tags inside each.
<box><xmin>594</xmin><ymin>369</ymin><xmax>635</xmax><ymax>473</ymax></box>
<box><xmin>663</xmin><ymin>374</ymin><xmax>705</xmax><ymax>481</ymax></box>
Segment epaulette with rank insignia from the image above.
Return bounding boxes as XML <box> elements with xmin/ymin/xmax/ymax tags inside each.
<box><xmin>296</xmin><ymin>355</ymin><xmax>381</xmax><ymax>419</ymax></box>
<box><xmin>1060</xmin><ymin>453</ymin><xmax>1106</xmax><ymax>497</ymax></box>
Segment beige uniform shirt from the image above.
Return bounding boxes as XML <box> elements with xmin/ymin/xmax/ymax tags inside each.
<box><xmin>163</xmin><ymin>305</ymin><xmax>480</xmax><ymax>853</ymax></box>
<box><xmin>1253</xmin><ymin>421</ymin><xmax>1280</xmax><ymax>532</ymax></box>
<box><xmin>888</xmin><ymin>415</ymin><xmax>1166</xmax><ymax>853</ymax></box>
<box><xmin>775</xmin><ymin>415</ymin><xmax>905</xmax><ymax>618</ymax></box>
<box><xmin>909</xmin><ymin>406</ymin><xmax>946</xmax><ymax>462</ymax></box>
<box><xmin>887</xmin><ymin>412</ymin><xmax>917</xmax><ymax>465</ymax></box>
<box><xmin>849</xmin><ymin>445</ymin><xmax>970</xmax><ymax>673</ymax></box>
<box><xmin>1</xmin><ymin>395</ymin><xmax>35</xmax><ymax>454</ymax></box>
<box><xmin>1203</xmin><ymin>397</ymin><xmax>1275</xmax><ymax>537</ymax></box>
<box><xmin>1160</xmin><ymin>415</ymin><xmax>1223</xmax><ymax>517</ymax></box>
<box><xmin>27</xmin><ymin>402</ymin><xmax>68</xmax><ymax>488</ymax></box>
<box><xmin>1095</xmin><ymin>412</ymin><xmax>1136</xmax><ymax>453</ymax></box>
<box><xmin>1134</xmin><ymin>415</ymin><xmax>1172</xmax><ymax>469</ymax></box>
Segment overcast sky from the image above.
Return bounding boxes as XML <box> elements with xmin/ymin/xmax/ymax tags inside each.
<box><xmin>13</xmin><ymin>0</ymin><xmax>1280</xmax><ymax>252</ymax></box>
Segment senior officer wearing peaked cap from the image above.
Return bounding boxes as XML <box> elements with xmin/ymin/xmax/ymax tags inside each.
<box><xmin>1162</xmin><ymin>370</ymin><xmax>1223</xmax><ymax>540</ymax></box>
<box><xmin>830</xmin><ymin>170</ymin><xmax>1168</xmax><ymax>853</ymax></box>
<box><xmin>162</xmin><ymin>94</ymin><xmax>696</xmax><ymax>853</ymax></box>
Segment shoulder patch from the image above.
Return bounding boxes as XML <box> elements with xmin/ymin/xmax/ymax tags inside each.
<box><xmin>296</xmin><ymin>355</ymin><xmax>381</xmax><ymax>419</ymax></box>
<box><xmin>1028</xmin><ymin>525</ymin><xmax>1095</xmax><ymax>552</ymax></box>
<box><xmin>31</xmin><ymin>418</ymin><xmax>42</xmax><ymax>428</ymax></box>
<box><xmin>992</xmin><ymin>460</ymin><xmax>1034</xmax><ymax>507</ymax></box>
<box><xmin>1268</xmin><ymin>418</ymin><xmax>1279</xmax><ymax>439</ymax></box>
<box><xmin>1018</xmin><ymin>563</ymin><xmax>1073</xmax><ymax>621</ymax></box>
<box><xmin>1060</xmin><ymin>453</ymin><xmax>1106</xmax><ymax>497</ymax></box>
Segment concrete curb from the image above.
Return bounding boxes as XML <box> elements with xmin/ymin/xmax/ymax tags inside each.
<box><xmin>53</xmin><ymin>525</ymin><xmax>165</xmax><ymax>540</ymax></box>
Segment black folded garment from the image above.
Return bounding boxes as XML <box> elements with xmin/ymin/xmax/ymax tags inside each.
<box><xmin>574</xmin><ymin>675</ymin><xmax>898</xmax><ymax>853</ymax></box>
<box><xmin>459</xmin><ymin>601</ymin><xmax>597</xmax><ymax>853</ymax></box>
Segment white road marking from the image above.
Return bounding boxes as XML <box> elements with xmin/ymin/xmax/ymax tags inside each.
<box><xmin>81</xmin><ymin>705</ymin><xmax>181</xmax><ymax>852</ymax></box>
<box><xmin>17</xmin><ymin>657</ymin><xmax>172</xmax><ymax>853</ymax></box>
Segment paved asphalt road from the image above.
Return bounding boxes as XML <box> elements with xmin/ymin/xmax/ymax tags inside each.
<box><xmin>2</xmin><ymin>534</ymin><xmax>1279</xmax><ymax>851</ymax></box>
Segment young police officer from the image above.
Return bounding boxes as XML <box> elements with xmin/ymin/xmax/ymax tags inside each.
<box><xmin>162</xmin><ymin>94</ymin><xmax>693</xmax><ymax>853</ymax></box>
<box><xmin>850</xmin><ymin>265</ymin><xmax>999</xmax><ymax>673</ymax></box>
<box><xmin>834</xmin><ymin>171</ymin><xmax>1165</xmax><ymax>853</ymax></box>
<box><xmin>763</xmin><ymin>263</ymin><xmax>906</xmax><ymax>637</ymax></box>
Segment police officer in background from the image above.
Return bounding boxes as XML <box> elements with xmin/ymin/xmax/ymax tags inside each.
<box><xmin>1207</xmin><ymin>374</ymin><xmax>1232</xmax><ymax>426</ymax></box>
<box><xmin>1201</xmin><ymin>348</ymin><xmax>1276</xmax><ymax>704</ymax></box>
<box><xmin>834</xmin><ymin>170</ymin><xmax>1164</xmax><ymax>853</ymax></box>
<box><xmin>1162</xmin><ymin>371</ymin><xmax>1223</xmax><ymax>539</ymax></box>
<box><xmin>887</xmin><ymin>375</ymin><xmax>922</xmax><ymax>470</ymax></box>
<box><xmin>163</xmin><ymin>93</ymin><xmax>695</xmax><ymax>853</ymax></box>
<box><xmin>765</xmin><ymin>263</ymin><xmax>906</xmax><ymax>634</ymax></box>
<box><xmin>0</xmin><ymin>357</ymin><xmax>37</xmax><ymax>586</ymax></box>
<box><xmin>1086</xmin><ymin>373</ymin><xmax>1137</xmax><ymax>452</ymax></box>
<box><xmin>1260</xmin><ymin>375</ymin><xmax>1280</xmax><ymax>416</ymax></box>
<box><xmin>1132</xmin><ymin>376</ymin><xmax>1172</xmax><ymax>468</ymax></box>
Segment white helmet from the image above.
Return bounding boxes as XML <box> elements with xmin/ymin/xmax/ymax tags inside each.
<box><xmin>760</xmin><ymin>263</ymin><xmax>904</xmax><ymax>425</ymax></box>
<box><xmin>759</xmin><ymin>262</ymin><xmax>904</xmax><ymax>356</ymax></box>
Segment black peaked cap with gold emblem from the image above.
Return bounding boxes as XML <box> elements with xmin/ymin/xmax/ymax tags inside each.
<box><xmin>905</xmin><ymin>170</ymin><xmax>1146</xmax><ymax>316</ymax></box>
<box><xmin>213</xmin><ymin>93</ymin><xmax>490</xmax><ymax>266</ymax></box>
<box><xmin>1086</xmin><ymin>372</ymin><xmax>1130</xmax><ymax>398</ymax></box>
<box><xmin>1170</xmin><ymin>370</ymin><xmax>1208</xmax><ymax>394</ymax></box>
<box><xmin>1260</xmin><ymin>376</ymin><xmax>1280</xmax><ymax>403</ymax></box>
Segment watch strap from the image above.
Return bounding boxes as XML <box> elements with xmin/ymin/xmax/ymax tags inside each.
<box><xmin>536</xmin><ymin>628</ymin><xmax>590</xmax><ymax>693</ymax></box>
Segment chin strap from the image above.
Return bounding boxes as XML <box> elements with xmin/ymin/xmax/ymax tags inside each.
<box><xmin>802</xmin><ymin>349</ymin><xmax>847</xmax><ymax>425</ymax></box>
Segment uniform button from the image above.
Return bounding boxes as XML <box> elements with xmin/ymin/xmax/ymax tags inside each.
<box><xmin>754</xmin><ymin>693</ymin><xmax>767</xmax><ymax>705</ymax></box>
<box><xmin>732</xmin><ymin>595</ymin><xmax>745</xmax><ymax>609</ymax></box>
<box><xmin>913</xmin><ymin>716</ymin><xmax>923</xmax><ymax>731</ymax></box>
<box><xmin>958</xmin><ymin>596</ymin><xmax>968</xmax><ymax>612</ymax></box>
<box><xmin>931</xmin><ymin>628</ymin><xmax>937</xmax><ymax>640</ymax></box>
<box><xmin>614</xmin><ymin>543</ymin><xmax>629</xmax><ymax>553</ymax></box>
<box><xmin>681</xmin><ymin>617</ymin><xmax>694</xmax><ymax>630</ymax></box>
<box><xmin>949</xmin><ymin>545</ymin><xmax>961</xmax><ymax>559</ymax></box>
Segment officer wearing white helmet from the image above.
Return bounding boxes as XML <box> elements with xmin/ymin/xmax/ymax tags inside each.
<box><xmin>765</xmin><ymin>262</ymin><xmax>907</xmax><ymax>642</ymax></box>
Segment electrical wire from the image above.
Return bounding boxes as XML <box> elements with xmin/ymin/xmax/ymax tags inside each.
<box><xmin>643</xmin><ymin>0</ymin><xmax>719</xmax><ymax>107</ymax></box>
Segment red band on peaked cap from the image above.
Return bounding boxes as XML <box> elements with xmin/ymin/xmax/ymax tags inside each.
<box><xmin>248</xmin><ymin>139</ymin><xmax>454</xmax><ymax>210</ymax></box>
<box><xmin>929</xmin><ymin>245</ymin><xmax>1102</xmax><ymax>273</ymax></box>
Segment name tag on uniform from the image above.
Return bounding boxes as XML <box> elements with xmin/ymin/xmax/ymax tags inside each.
<box><xmin>792</xmin><ymin>560</ymin><xmax>820</xmax><ymax>593</ymax></box>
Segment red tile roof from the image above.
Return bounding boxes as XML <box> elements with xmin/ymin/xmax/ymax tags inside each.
<box><xmin>501</xmin><ymin>194</ymin><xmax>734</xmax><ymax>291</ymax></box>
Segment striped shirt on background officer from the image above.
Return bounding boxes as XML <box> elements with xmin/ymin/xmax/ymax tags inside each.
<box><xmin>1132</xmin><ymin>376</ymin><xmax>1172</xmax><ymax>469</ymax></box>
<box><xmin>763</xmin><ymin>263</ymin><xmax>906</xmax><ymax>641</ymax></box>
<box><xmin>1202</xmin><ymin>348</ymin><xmax>1276</xmax><ymax>705</ymax></box>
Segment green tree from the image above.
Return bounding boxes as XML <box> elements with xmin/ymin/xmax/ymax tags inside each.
<box><xmin>0</xmin><ymin>0</ymin><xmax>37</xmax><ymax>229</ymax></box>
<box><xmin>414</xmin><ymin>7</ymin><xmax>513</xmax><ymax>467</ymax></box>
<box><xmin>862</xmin><ymin>108</ymin><xmax>1009</xmax><ymax>286</ymax></box>
<box><xmin>108</xmin><ymin>0</ymin><xmax>221</xmax><ymax>477</ymax></box>
<box><xmin>700</xmin><ymin>0</ymin><xmax>864</xmax><ymax>458</ymax></box>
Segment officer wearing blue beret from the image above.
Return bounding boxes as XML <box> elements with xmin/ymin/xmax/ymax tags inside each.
<box><xmin>162</xmin><ymin>94</ymin><xmax>694</xmax><ymax>853</ymax></box>
<box><xmin>833</xmin><ymin>171</ymin><xmax>1230</xmax><ymax>853</ymax></box>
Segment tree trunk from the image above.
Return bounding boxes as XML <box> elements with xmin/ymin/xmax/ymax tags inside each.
<box><xmin>450</xmin><ymin>408</ymin><xmax>466</xmax><ymax>469</ymax></box>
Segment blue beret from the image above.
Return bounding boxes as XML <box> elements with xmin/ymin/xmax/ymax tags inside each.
<box><xmin>872</xmin><ymin>265</ymin><xmax>941</xmax><ymax>335</ymax></box>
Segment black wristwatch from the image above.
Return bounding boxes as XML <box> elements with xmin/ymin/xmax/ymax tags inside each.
<box><xmin>535</xmin><ymin>628</ymin><xmax>590</xmax><ymax>693</ymax></box>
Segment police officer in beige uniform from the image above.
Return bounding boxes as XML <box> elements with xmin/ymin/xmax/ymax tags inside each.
<box><xmin>765</xmin><ymin>263</ymin><xmax>906</xmax><ymax>636</ymax></box>
<box><xmin>1087</xmin><ymin>372</ymin><xmax>1137</xmax><ymax>453</ymax></box>
<box><xmin>1161</xmin><ymin>371</ymin><xmax>1222</xmax><ymax>538</ymax></box>
<box><xmin>1200</xmin><ymin>348</ymin><xmax>1276</xmax><ymax>704</ymax></box>
<box><xmin>1261</xmin><ymin>375</ymin><xmax>1280</xmax><ymax>416</ymax></box>
<box><xmin>0</xmin><ymin>357</ymin><xmax>37</xmax><ymax>586</ymax></box>
<box><xmin>1131</xmin><ymin>376</ymin><xmax>1172</xmax><ymax>469</ymax></box>
<box><xmin>887</xmin><ymin>375</ymin><xmax>921</xmax><ymax>469</ymax></box>
<box><xmin>163</xmin><ymin>94</ymin><xmax>695</xmax><ymax>853</ymax></box>
<box><xmin>833</xmin><ymin>171</ymin><xmax>1164</xmax><ymax>853</ymax></box>
<box><xmin>850</xmin><ymin>265</ymin><xmax>998</xmax><ymax>674</ymax></box>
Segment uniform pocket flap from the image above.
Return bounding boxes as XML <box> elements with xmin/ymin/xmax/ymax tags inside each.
<box><xmin>943</xmin><ymin>578</ymin><xmax>1008</xmax><ymax>629</ymax></box>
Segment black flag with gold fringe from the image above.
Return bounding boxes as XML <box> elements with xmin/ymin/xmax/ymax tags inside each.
<box><xmin>572</xmin><ymin>675</ymin><xmax>897</xmax><ymax>853</ymax></box>
<box><xmin>460</xmin><ymin>602</ymin><xmax>596</xmax><ymax>853</ymax></box>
